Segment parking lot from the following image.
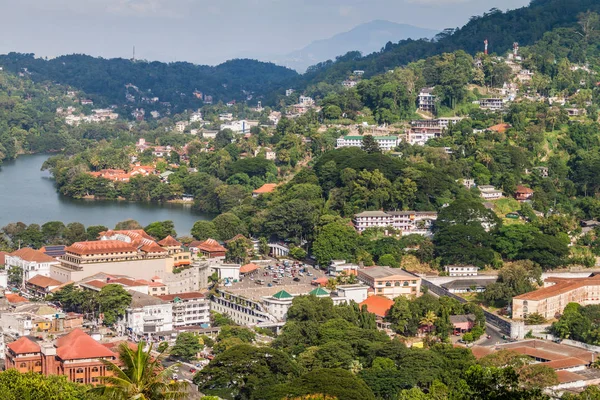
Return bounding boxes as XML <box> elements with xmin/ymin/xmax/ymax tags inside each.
<box><xmin>225</xmin><ymin>262</ymin><xmax>329</xmax><ymax>301</ymax></box>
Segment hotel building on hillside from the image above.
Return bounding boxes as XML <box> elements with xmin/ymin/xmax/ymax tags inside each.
<box><xmin>353</xmin><ymin>210</ymin><xmax>437</xmax><ymax>236</ymax></box>
<box><xmin>50</xmin><ymin>230</ymin><xmax>190</xmax><ymax>283</ymax></box>
<box><xmin>336</xmin><ymin>135</ymin><xmax>400</xmax><ymax>151</ymax></box>
<box><xmin>513</xmin><ymin>275</ymin><xmax>600</xmax><ymax>320</ymax></box>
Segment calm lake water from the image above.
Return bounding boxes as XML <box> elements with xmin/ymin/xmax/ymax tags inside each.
<box><xmin>0</xmin><ymin>154</ymin><xmax>211</xmax><ymax>235</ymax></box>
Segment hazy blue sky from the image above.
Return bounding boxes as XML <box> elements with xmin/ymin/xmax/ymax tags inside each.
<box><xmin>0</xmin><ymin>0</ymin><xmax>530</xmax><ymax>65</ymax></box>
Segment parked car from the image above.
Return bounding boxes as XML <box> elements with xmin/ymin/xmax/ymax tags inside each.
<box><xmin>189</xmin><ymin>368</ymin><xmax>197</xmax><ymax>373</ymax></box>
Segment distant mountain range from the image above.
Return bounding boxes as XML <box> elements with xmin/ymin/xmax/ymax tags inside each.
<box><xmin>271</xmin><ymin>20</ymin><xmax>439</xmax><ymax>72</ymax></box>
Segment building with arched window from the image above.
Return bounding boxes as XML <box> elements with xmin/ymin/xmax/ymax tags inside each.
<box><xmin>5</xmin><ymin>329</ymin><xmax>119</xmax><ymax>384</ymax></box>
<box><xmin>357</xmin><ymin>266</ymin><xmax>422</xmax><ymax>300</ymax></box>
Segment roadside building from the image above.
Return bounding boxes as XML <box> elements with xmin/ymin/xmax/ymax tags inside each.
<box><xmin>357</xmin><ymin>266</ymin><xmax>421</xmax><ymax>299</ymax></box>
<box><xmin>158</xmin><ymin>292</ymin><xmax>210</xmax><ymax>328</ymax></box>
<box><xmin>444</xmin><ymin>265</ymin><xmax>478</xmax><ymax>277</ymax></box>
<box><xmin>25</xmin><ymin>275</ymin><xmax>63</xmax><ymax>297</ymax></box>
<box><xmin>441</xmin><ymin>278</ymin><xmax>497</xmax><ymax>294</ymax></box>
<box><xmin>123</xmin><ymin>291</ymin><xmax>173</xmax><ymax>337</ymax></box>
<box><xmin>450</xmin><ymin>314</ymin><xmax>476</xmax><ymax>333</ymax></box>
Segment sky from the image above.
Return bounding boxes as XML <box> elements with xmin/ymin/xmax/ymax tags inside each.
<box><xmin>0</xmin><ymin>0</ymin><xmax>530</xmax><ymax>66</ymax></box>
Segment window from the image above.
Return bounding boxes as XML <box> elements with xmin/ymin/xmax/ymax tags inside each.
<box><xmin>92</xmin><ymin>367</ymin><xmax>99</xmax><ymax>372</ymax></box>
<box><xmin>403</xmin><ymin>281</ymin><xmax>409</xmax><ymax>286</ymax></box>
<box><xmin>76</xmin><ymin>368</ymin><xmax>84</xmax><ymax>373</ymax></box>
<box><xmin>19</xmin><ymin>363</ymin><xmax>26</xmax><ymax>368</ymax></box>
<box><xmin>35</xmin><ymin>361</ymin><xmax>41</xmax><ymax>367</ymax></box>
<box><xmin>76</xmin><ymin>378</ymin><xmax>84</xmax><ymax>383</ymax></box>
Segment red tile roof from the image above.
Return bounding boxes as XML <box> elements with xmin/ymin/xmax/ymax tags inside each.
<box><xmin>556</xmin><ymin>370</ymin><xmax>584</xmax><ymax>384</ymax></box>
<box><xmin>487</xmin><ymin>123</ymin><xmax>511</xmax><ymax>133</ymax></box>
<box><xmin>5</xmin><ymin>293</ymin><xmax>28</xmax><ymax>304</ymax></box>
<box><xmin>313</xmin><ymin>277</ymin><xmax>329</xmax><ymax>286</ymax></box>
<box><xmin>470</xmin><ymin>346</ymin><xmax>495</xmax><ymax>359</ymax></box>
<box><xmin>55</xmin><ymin>329</ymin><xmax>117</xmax><ymax>360</ymax></box>
<box><xmin>240</xmin><ymin>263</ymin><xmax>260</xmax><ymax>274</ymax></box>
<box><xmin>513</xmin><ymin>278</ymin><xmax>600</xmax><ymax>301</ymax></box>
<box><xmin>359</xmin><ymin>295</ymin><xmax>394</xmax><ymax>318</ymax></box>
<box><xmin>157</xmin><ymin>292</ymin><xmax>205</xmax><ymax>301</ymax></box>
<box><xmin>197</xmin><ymin>238</ymin><xmax>227</xmax><ymax>253</ymax></box>
<box><xmin>8</xmin><ymin>337</ymin><xmax>41</xmax><ymax>354</ymax></box>
<box><xmin>543</xmin><ymin>357</ymin><xmax>589</xmax><ymax>370</ymax></box>
<box><xmin>26</xmin><ymin>275</ymin><xmax>63</xmax><ymax>288</ymax></box>
<box><xmin>515</xmin><ymin>185</ymin><xmax>534</xmax><ymax>194</ymax></box>
<box><xmin>10</xmin><ymin>248</ymin><xmax>58</xmax><ymax>264</ymax></box>
<box><xmin>66</xmin><ymin>240</ymin><xmax>138</xmax><ymax>255</ymax></box>
<box><xmin>158</xmin><ymin>235</ymin><xmax>181</xmax><ymax>247</ymax></box>
<box><xmin>253</xmin><ymin>183</ymin><xmax>278</xmax><ymax>194</ymax></box>
<box><xmin>83</xmin><ymin>280</ymin><xmax>108</xmax><ymax>289</ymax></box>
<box><xmin>140</xmin><ymin>243</ymin><xmax>168</xmax><ymax>254</ymax></box>
<box><xmin>0</xmin><ymin>251</ymin><xmax>9</xmax><ymax>265</ymax></box>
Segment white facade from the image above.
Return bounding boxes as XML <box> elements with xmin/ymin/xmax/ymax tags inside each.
<box><xmin>298</xmin><ymin>96</ymin><xmax>315</xmax><ymax>106</ymax></box>
<box><xmin>220</xmin><ymin>120</ymin><xmax>257</xmax><ymax>134</ymax></box>
<box><xmin>210</xmin><ymin>263</ymin><xmax>240</xmax><ymax>282</ymax></box>
<box><xmin>478</xmin><ymin>98</ymin><xmax>506</xmax><ymax>111</ymax></box>
<box><xmin>5</xmin><ymin>253</ymin><xmax>59</xmax><ymax>282</ymax></box>
<box><xmin>353</xmin><ymin>211</ymin><xmax>437</xmax><ymax>236</ymax></box>
<box><xmin>336</xmin><ymin>135</ymin><xmax>399</xmax><ymax>151</ymax></box>
<box><xmin>335</xmin><ymin>285</ymin><xmax>368</xmax><ymax>304</ymax></box>
<box><xmin>190</xmin><ymin>112</ymin><xmax>203</xmax><ymax>123</ymax></box>
<box><xmin>418</xmin><ymin>88</ymin><xmax>436</xmax><ymax>112</ymax></box>
<box><xmin>159</xmin><ymin>293</ymin><xmax>210</xmax><ymax>328</ymax></box>
<box><xmin>328</xmin><ymin>260</ymin><xmax>359</xmax><ymax>276</ymax></box>
<box><xmin>124</xmin><ymin>293</ymin><xmax>173</xmax><ymax>336</ymax></box>
<box><xmin>444</xmin><ymin>265</ymin><xmax>478</xmax><ymax>277</ymax></box>
<box><xmin>406</xmin><ymin>130</ymin><xmax>438</xmax><ymax>146</ymax></box>
<box><xmin>478</xmin><ymin>185</ymin><xmax>503</xmax><ymax>200</ymax></box>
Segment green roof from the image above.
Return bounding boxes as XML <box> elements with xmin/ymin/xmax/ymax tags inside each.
<box><xmin>343</xmin><ymin>136</ymin><xmax>397</xmax><ymax>141</ymax></box>
<box><xmin>272</xmin><ymin>290</ymin><xmax>293</xmax><ymax>299</ymax></box>
<box><xmin>309</xmin><ymin>287</ymin><xmax>330</xmax><ymax>297</ymax></box>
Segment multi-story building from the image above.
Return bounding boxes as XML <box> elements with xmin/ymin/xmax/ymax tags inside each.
<box><xmin>478</xmin><ymin>98</ymin><xmax>506</xmax><ymax>111</ymax></box>
<box><xmin>5</xmin><ymin>248</ymin><xmax>60</xmax><ymax>283</ymax></box>
<box><xmin>353</xmin><ymin>211</ymin><xmax>437</xmax><ymax>236</ymax></box>
<box><xmin>357</xmin><ymin>266</ymin><xmax>422</xmax><ymax>299</ymax></box>
<box><xmin>5</xmin><ymin>329</ymin><xmax>119</xmax><ymax>385</ymax></box>
<box><xmin>478</xmin><ymin>185</ymin><xmax>503</xmax><ymax>200</ymax></box>
<box><xmin>406</xmin><ymin>127</ymin><xmax>443</xmax><ymax>146</ymax></box>
<box><xmin>158</xmin><ymin>292</ymin><xmax>210</xmax><ymax>328</ymax></box>
<box><xmin>513</xmin><ymin>275</ymin><xmax>600</xmax><ymax>320</ymax></box>
<box><xmin>51</xmin><ymin>230</ymin><xmax>191</xmax><ymax>283</ymax></box>
<box><xmin>418</xmin><ymin>87</ymin><xmax>436</xmax><ymax>112</ymax></box>
<box><xmin>444</xmin><ymin>265</ymin><xmax>479</xmax><ymax>277</ymax></box>
<box><xmin>328</xmin><ymin>260</ymin><xmax>359</xmax><ymax>276</ymax></box>
<box><xmin>336</xmin><ymin>135</ymin><xmax>399</xmax><ymax>151</ymax></box>
<box><xmin>123</xmin><ymin>291</ymin><xmax>173</xmax><ymax>337</ymax></box>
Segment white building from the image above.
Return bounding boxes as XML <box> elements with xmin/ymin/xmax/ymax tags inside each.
<box><xmin>175</xmin><ymin>121</ymin><xmax>189</xmax><ymax>133</ymax></box>
<box><xmin>342</xmin><ymin>80</ymin><xmax>357</xmax><ymax>88</ymax></box>
<box><xmin>219</xmin><ymin>113</ymin><xmax>233</xmax><ymax>121</ymax></box>
<box><xmin>478</xmin><ymin>98</ymin><xmax>506</xmax><ymax>111</ymax></box>
<box><xmin>336</xmin><ymin>135</ymin><xmax>399</xmax><ymax>151</ymax></box>
<box><xmin>298</xmin><ymin>96</ymin><xmax>315</xmax><ymax>106</ymax></box>
<box><xmin>478</xmin><ymin>185</ymin><xmax>503</xmax><ymax>200</ymax></box>
<box><xmin>190</xmin><ymin>112</ymin><xmax>203</xmax><ymax>123</ymax></box>
<box><xmin>285</xmin><ymin>89</ymin><xmax>295</xmax><ymax>97</ymax></box>
<box><xmin>210</xmin><ymin>263</ymin><xmax>240</xmax><ymax>282</ymax></box>
<box><xmin>328</xmin><ymin>260</ymin><xmax>359</xmax><ymax>277</ymax></box>
<box><xmin>220</xmin><ymin>120</ymin><xmax>258</xmax><ymax>134</ymax></box>
<box><xmin>123</xmin><ymin>291</ymin><xmax>173</xmax><ymax>337</ymax></box>
<box><xmin>5</xmin><ymin>248</ymin><xmax>60</xmax><ymax>283</ymax></box>
<box><xmin>158</xmin><ymin>292</ymin><xmax>210</xmax><ymax>328</ymax></box>
<box><xmin>418</xmin><ymin>87</ymin><xmax>436</xmax><ymax>112</ymax></box>
<box><xmin>353</xmin><ymin>211</ymin><xmax>437</xmax><ymax>236</ymax></box>
<box><xmin>444</xmin><ymin>265</ymin><xmax>479</xmax><ymax>277</ymax></box>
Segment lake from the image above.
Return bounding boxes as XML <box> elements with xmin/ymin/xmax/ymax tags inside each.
<box><xmin>0</xmin><ymin>154</ymin><xmax>211</xmax><ymax>235</ymax></box>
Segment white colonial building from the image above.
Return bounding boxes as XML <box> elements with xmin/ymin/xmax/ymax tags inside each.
<box><xmin>158</xmin><ymin>292</ymin><xmax>210</xmax><ymax>328</ymax></box>
<box><xmin>123</xmin><ymin>291</ymin><xmax>173</xmax><ymax>337</ymax></box>
<box><xmin>5</xmin><ymin>248</ymin><xmax>60</xmax><ymax>283</ymax></box>
<box><xmin>336</xmin><ymin>135</ymin><xmax>399</xmax><ymax>151</ymax></box>
<box><xmin>444</xmin><ymin>265</ymin><xmax>479</xmax><ymax>277</ymax></box>
<box><xmin>353</xmin><ymin>211</ymin><xmax>437</xmax><ymax>236</ymax></box>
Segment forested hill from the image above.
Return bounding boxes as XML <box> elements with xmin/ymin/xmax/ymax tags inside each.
<box><xmin>297</xmin><ymin>0</ymin><xmax>600</xmax><ymax>87</ymax></box>
<box><xmin>0</xmin><ymin>53</ymin><xmax>298</xmax><ymax>110</ymax></box>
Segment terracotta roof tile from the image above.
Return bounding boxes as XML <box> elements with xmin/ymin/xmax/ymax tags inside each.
<box><xmin>157</xmin><ymin>292</ymin><xmax>205</xmax><ymax>301</ymax></box>
<box><xmin>513</xmin><ymin>278</ymin><xmax>600</xmax><ymax>301</ymax></box>
<box><xmin>197</xmin><ymin>238</ymin><xmax>226</xmax><ymax>252</ymax></box>
<box><xmin>158</xmin><ymin>235</ymin><xmax>181</xmax><ymax>247</ymax></box>
<box><xmin>556</xmin><ymin>370</ymin><xmax>585</xmax><ymax>384</ymax></box>
<box><xmin>253</xmin><ymin>183</ymin><xmax>278</xmax><ymax>194</ymax></box>
<box><xmin>55</xmin><ymin>328</ymin><xmax>117</xmax><ymax>360</ymax></box>
<box><xmin>5</xmin><ymin>293</ymin><xmax>28</xmax><ymax>303</ymax></box>
<box><xmin>8</xmin><ymin>337</ymin><xmax>41</xmax><ymax>354</ymax></box>
<box><xmin>543</xmin><ymin>357</ymin><xmax>589</xmax><ymax>370</ymax></box>
<box><xmin>359</xmin><ymin>295</ymin><xmax>394</xmax><ymax>318</ymax></box>
<box><xmin>26</xmin><ymin>275</ymin><xmax>63</xmax><ymax>288</ymax></box>
<box><xmin>240</xmin><ymin>263</ymin><xmax>260</xmax><ymax>274</ymax></box>
<box><xmin>66</xmin><ymin>240</ymin><xmax>139</xmax><ymax>255</ymax></box>
<box><xmin>10</xmin><ymin>248</ymin><xmax>58</xmax><ymax>264</ymax></box>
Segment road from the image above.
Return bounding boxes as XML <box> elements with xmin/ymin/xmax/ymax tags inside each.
<box><xmin>480</xmin><ymin>324</ymin><xmax>505</xmax><ymax>346</ymax></box>
<box><xmin>162</xmin><ymin>359</ymin><xmax>199</xmax><ymax>382</ymax></box>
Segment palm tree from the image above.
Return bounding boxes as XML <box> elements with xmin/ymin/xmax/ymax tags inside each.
<box><xmin>419</xmin><ymin>310</ymin><xmax>438</xmax><ymax>334</ymax></box>
<box><xmin>90</xmin><ymin>341</ymin><xmax>188</xmax><ymax>400</ymax></box>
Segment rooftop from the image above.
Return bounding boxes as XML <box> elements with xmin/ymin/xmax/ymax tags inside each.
<box><xmin>358</xmin><ymin>266</ymin><xmax>417</xmax><ymax>280</ymax></box>
<box><xmin>240</xmin><ymin>263</ymin><xmax>260</xmax><ymax>274</ymax></box>
<box><xmin>7</xmin><ymin>336</ymin><xmax>41</xmax><ymax>354</ymax></box>
<box><xmin>158</xmin><ymin>235</ymin><xmax>181</xmax><ymax>247</ymax></box>
<box><xmin>196</xmin><ymin>238</ymin><xmax>227</xmax><ymax>253</ymax></box>
<box><xmin>513</xmin><ymin>276</ymin><xmax>600</xmax><ymax>301</ymax></box>
<box><xmin>55</xmin><ymin>328</ymin><xmax>117</xmax><ymax>360</ymax></box>
<box><xmin>359</xmin><ymin>295</ymin><xmax>394</xmax><ymax>318</ymax></box>
<box><xmin>26</xmin><ymin>275</ymin><xmax>63</xmax><ymax>289</ymax></box>
<box><xmin>66</xmin><ymin>240</ymin><xmax>138</xmax><ymax>255</ymax></box>
<box><xmin>253</xmin><ymin>183</ymin><xmax>278</xmax><ymax>194</ymax></box>
<box><xmin>157</xmin><ymin>292</ymin><xmax>205</xmax><ymax>302</ymax></box>
<box><xmin>272</xmin><ymin>290</ymin><xmax>293</xmax><ymax>300</ymax></box>
<box><xmin>10</xmin><ymin>248</ymin><xmax>58</xmax><ymax>264</ymax></box>
<box><xmin>354</xmin><ymin>211</ymin><xmax>389</xmax><ymax>218</ymax></box>
<box><xmin>129</xmin><ymin>290</ymin><xmax>166</xmax><ymax>308</ymax></box>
